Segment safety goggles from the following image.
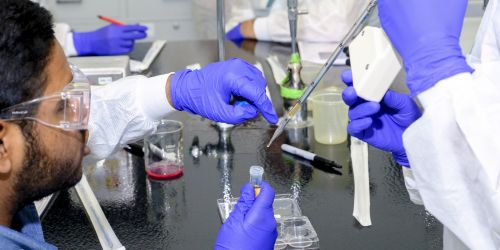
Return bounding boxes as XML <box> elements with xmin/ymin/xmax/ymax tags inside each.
<box><xmin>0</xmin><ymin>63</ymin><xmax>91</xmax><ymax>130</ymax></box>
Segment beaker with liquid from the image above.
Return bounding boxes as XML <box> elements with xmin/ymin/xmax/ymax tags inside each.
<box><xmin>144</xmin><ymin>120</ymin><xmax>184</xmax><ymax>180</ymax></box>
<box><xmin>310</xmin><ymin>92</ymin><xmax>349</xmax><ymax>144</ymax></box>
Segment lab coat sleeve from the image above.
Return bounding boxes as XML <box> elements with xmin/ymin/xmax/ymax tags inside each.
<box><xmin>253</xmin><ymin>0</ymin><xmax>370</xmax><ymax>43</ymax></box>
<box><xmin>402</xmin><ymin>167</ymin><xmax>424</xmax><ymax>205</ymax></box>
<box><xmin>53</xmin><ymin>23</ymin><xmax>78</xmax><ymax>57</ymax></box>
<box><xmin>86</xmin><ymin>73</ymin><xmax>175</xmax><ymax>160</ymax></box>
<box><xmin>402</xmin><ymin>69</ymin><xmax>500</xmax><ymax>250</ymax></box>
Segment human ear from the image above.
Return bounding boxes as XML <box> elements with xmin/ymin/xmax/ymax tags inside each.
<box><xmin>0</xmin><ymin>122</ymin><xmax>13</xmax><ymax>174</ymax></box>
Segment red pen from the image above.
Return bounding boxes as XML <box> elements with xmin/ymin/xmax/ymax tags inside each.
<box><xmin>97</xmin><ymin>15</ymin><xmax>125</xmax><ymax>26</ymax></box>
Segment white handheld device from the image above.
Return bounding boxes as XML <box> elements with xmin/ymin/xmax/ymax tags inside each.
<box><xmin>350</xmin><ymin>26</ymin><xmax>402</xmax><ymax>102</ymax></box>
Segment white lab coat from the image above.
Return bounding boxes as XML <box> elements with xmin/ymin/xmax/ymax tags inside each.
<box><xmin>226</xmin><ymin>0</ymin><xmax>370</xmax><ymax>43</ymax></box>
<box><xmin>401</xmin><ymin>1</ymin><xmax>500</xmax><ymax>249</ymax></box>
<box><xmin>86</xmin><ymin>74</ymin><xmax>174</xmax><ymax>160</ymax></box>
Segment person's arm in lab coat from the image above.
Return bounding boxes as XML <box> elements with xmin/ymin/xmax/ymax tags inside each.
<box><xmin>346</xmin><ymin>0</ymin><xmax>500</xmax><ymax>248</ymax></box>
<box><xmin>86</xmin><ymin>74</ymin><xmax>173</xmax><ymax>159</ymax></box>
<box><xmin>86</xmin><ymin>58</ymin><xmax>278</xmax><ymax>160</ymax></box>
<box><xmin>227</xmin><ymin>0</ymin><xmax>370</xmax><ymax>43</ymax></box>
<box><xmin>341</xmin><ymin>45</ymin><xmax>500</xmax><ymax>250</ymax></box>
<box><xmin>402</xmin><ymin>69</ymin><xmax>500</xmax><ymax>250</ymax></box>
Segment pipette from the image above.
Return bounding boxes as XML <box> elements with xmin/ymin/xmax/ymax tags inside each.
<box><xmin>249</xmin><ymin>165</ymin><xmax>264</xmax><ymax>197</ymax></box>
<box><xmin>266</xmin><ymin>0</ymin><xmax>378</xmax><ymax>148</ymax></box>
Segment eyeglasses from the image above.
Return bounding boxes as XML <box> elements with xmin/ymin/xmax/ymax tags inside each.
<box><xmin>0</xmin><ymin>63</ymin><xmax>91</xmax><ymax>130</ymax></box>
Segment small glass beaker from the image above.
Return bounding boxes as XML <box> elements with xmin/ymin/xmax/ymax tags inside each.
<box><xmin>144</xmin><ymin>120</ymin><xmax>184</xmax><ymax>180</ymax></box>
<box><xmin>310</xmin><ymin>92</ymin><xmax>349</xmax><ymax>144</ymax></box>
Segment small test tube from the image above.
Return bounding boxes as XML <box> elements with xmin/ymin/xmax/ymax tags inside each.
<box><xmin>249</xmin><ymin>165</ymin><xmax>264</xmax><ymax>197</ymax></box>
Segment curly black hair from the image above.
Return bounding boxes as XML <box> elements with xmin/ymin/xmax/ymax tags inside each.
<box><xmin>0</xmin><ymin>0</ymin><xmax>55</xmax><ymax>110</ymax></box>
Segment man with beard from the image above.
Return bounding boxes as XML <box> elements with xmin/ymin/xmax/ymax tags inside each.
<box><xmin>0</xmin><ymin>1</ymin><xmax>278</xmax><ymax>249</ymax></box>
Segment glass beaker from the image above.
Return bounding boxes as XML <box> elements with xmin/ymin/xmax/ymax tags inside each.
<box><xmin>310</xmin><ymin>92</ymin><xmax>349</xmax><ymax>144</ymax></box>
<box><xmin>144</xmin><ymin>120</ymin><xmax>184</xmax><ymax>180</ymax></box>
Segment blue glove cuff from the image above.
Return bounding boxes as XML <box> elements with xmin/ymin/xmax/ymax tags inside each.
<box><xmin>226</xmin><ymin>23</ymin><xmax>244</xmax><ymax>41</ymax></box>
<box><xmin>404</xmin><ymin>36</ymin><xmax>474</xmax><ymax>96</ymax></box>
<box><xmin>72</xmin><ymin>31</ymin><xmax>94</xmax><ymax>56</ymax></box>
<box><xmin>170</xmin><ymin>69</ymin><xmax>196</xmax><ymax>113</ymax></box>
<box><xmin>392</xmin><ymin>151</ymin><xmax>410</xmax><ymax>168</ymax></box>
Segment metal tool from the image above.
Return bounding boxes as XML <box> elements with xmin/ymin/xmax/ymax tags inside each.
<box><xmin>286</xmin><ymin>0</ymin><xmax>303</xmax><ymax>91</ymax></box>
<box><xmin>267</xmin><ymin>0</ymin><xmax>378</xmax><ymax>148</ymax></box>
<box><xmin>217</xmin><ymin>0</ymin><xmax>225</xmax><ymax>62</ymax></box>
<box><xmin>280</xmin><ymin>0</ymin><xmax>308</xmax><ymax>121</ymax></box>
<box><xmin>280</xmin><ymin>0</ymin><xmax>304</xmax><ymax>93</ymax></box>
<box><xmin>288</xmin><ymin>0</ymin><xmax>300</xmax><ymax>58</ymax></box>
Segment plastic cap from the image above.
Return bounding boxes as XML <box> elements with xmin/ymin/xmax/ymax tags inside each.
<box><xmin>249</xmin><ymin>165</ymin><xmax>264</xmax><ymax>186</ymax></box>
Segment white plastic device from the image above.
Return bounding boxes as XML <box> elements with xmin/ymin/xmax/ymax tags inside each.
<box><xmin>350</xmin><ymin>26</ymin><xmax>402</xmax><ymax>102</ymax></box>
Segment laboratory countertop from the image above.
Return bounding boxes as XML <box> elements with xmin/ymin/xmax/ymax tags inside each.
<box><xmin>42</xmin><ymin>40</ymin><xmax>442</xmax><ymax>249</ymax></box>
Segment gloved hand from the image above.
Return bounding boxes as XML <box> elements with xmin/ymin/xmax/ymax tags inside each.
<box><xmin>215</xmin><ymin>181</ymin><xmax>278</xmax><ymax>250</ymax></box>
<box><xmin>341</xmin><ymin>71</ymin><xmax>421</xmax><ymax>167</ymax></box>
<box><xmin>73</xmin><ymin>24</ymin><xmax>147</xmax><ymax>56</ymax></box>
<box><xmin>170</xmin><ymin>58</ymin><xmax>278</xmax><ymax>124</ymax></box>
<box><xmin>226</xmin><ymin>23</ymin><xmax>244</xmax><ymax>41</ymax></box>
<box><xmin>378</xmin><ymin>0</ymin><xmax>473</xmax><ymax>96</ymax></box>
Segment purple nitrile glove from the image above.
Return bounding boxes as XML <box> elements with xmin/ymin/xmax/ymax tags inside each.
<box><xmin>378</xmin><ymin>0</ymin><xmax>473</xmax><ymax>96</ymax></box>
<box><xmin>341</xmin><ymin>71</ymin><xmax>421</xmax><ymax>167</ymax></box>
<box><xmin>226</xmin><ymin>23</ymin><xmax>244</xmax><ymax>41</ymax></box>
<box><xmin>214</xmin><ymin>181</ymin><xmax>277</xmax><ymax>250</ymax></box>
<box><xmin>170</xmin><ymin>58</ymin><xmax>278</xmax><ymax>125</ymax></box>
<box><xmin>73</xmin><ymin>24</ymin><xmax>148</xmax><ymax>56</ymax></box>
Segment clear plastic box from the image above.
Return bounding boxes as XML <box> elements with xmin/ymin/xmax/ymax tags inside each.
<box><xmin>217</xmin><ymin>194</ymin><xmax>319</xmax><ymax>249</ymax></box>
<box><xmin>217</xmin><ymin>194</ymin><xmax>302</xmax><ymax>222</ymax></box>
<box><xmin>275</xmin><ymin>216</ymin><xmax>319</xmax><ymax>250</ymax></box>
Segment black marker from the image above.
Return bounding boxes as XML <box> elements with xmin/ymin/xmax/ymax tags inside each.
<box><xmin>281</xmin><ymin>144</ymin><xmax>342</xmax><ymax>169</ymax></box>
<box><xmin>282</xmin><ymin>153</ymin><xmax>342</xmax><ymax>175</ymax></box>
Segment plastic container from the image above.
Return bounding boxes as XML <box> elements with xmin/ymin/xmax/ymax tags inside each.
<box><xmin>217</xmin><ymin>194</ymin><xmax>302</xmax><ymax>222</ymax></box>
<box><xmin>217</xmin><ymin>195</ymin><xmax>319</xmax><ymax>249</ymax></box>
<box><xmin>310</xmin><ymin>92</ymin><xmax>349</xmax><ymax>144</ymax></box>
<box><xmin>275</xmin><ymin>216</ymin><xmax>319</xmax><ymax>250</ymax></box>
<box><xmin>249</xmin><ymin>165</ymin><xmax>264</xmax><ymax>197</ymax></box>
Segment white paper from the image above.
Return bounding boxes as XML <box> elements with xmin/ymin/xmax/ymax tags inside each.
<box><xmin>351</xmin><ymin>137</ymin><xmax>372</xmax><ymax>226</ymax></box>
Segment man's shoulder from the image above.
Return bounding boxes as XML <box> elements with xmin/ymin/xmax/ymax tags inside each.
<box><xmin>0</xmin><ymin>225</ymin><xmax>55</xmax><ymax>250</ymax></box>
<box><xmin>0</xmin><ymin>203</ymin><xmax>57</xmax><ymax>250</ymax></box>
